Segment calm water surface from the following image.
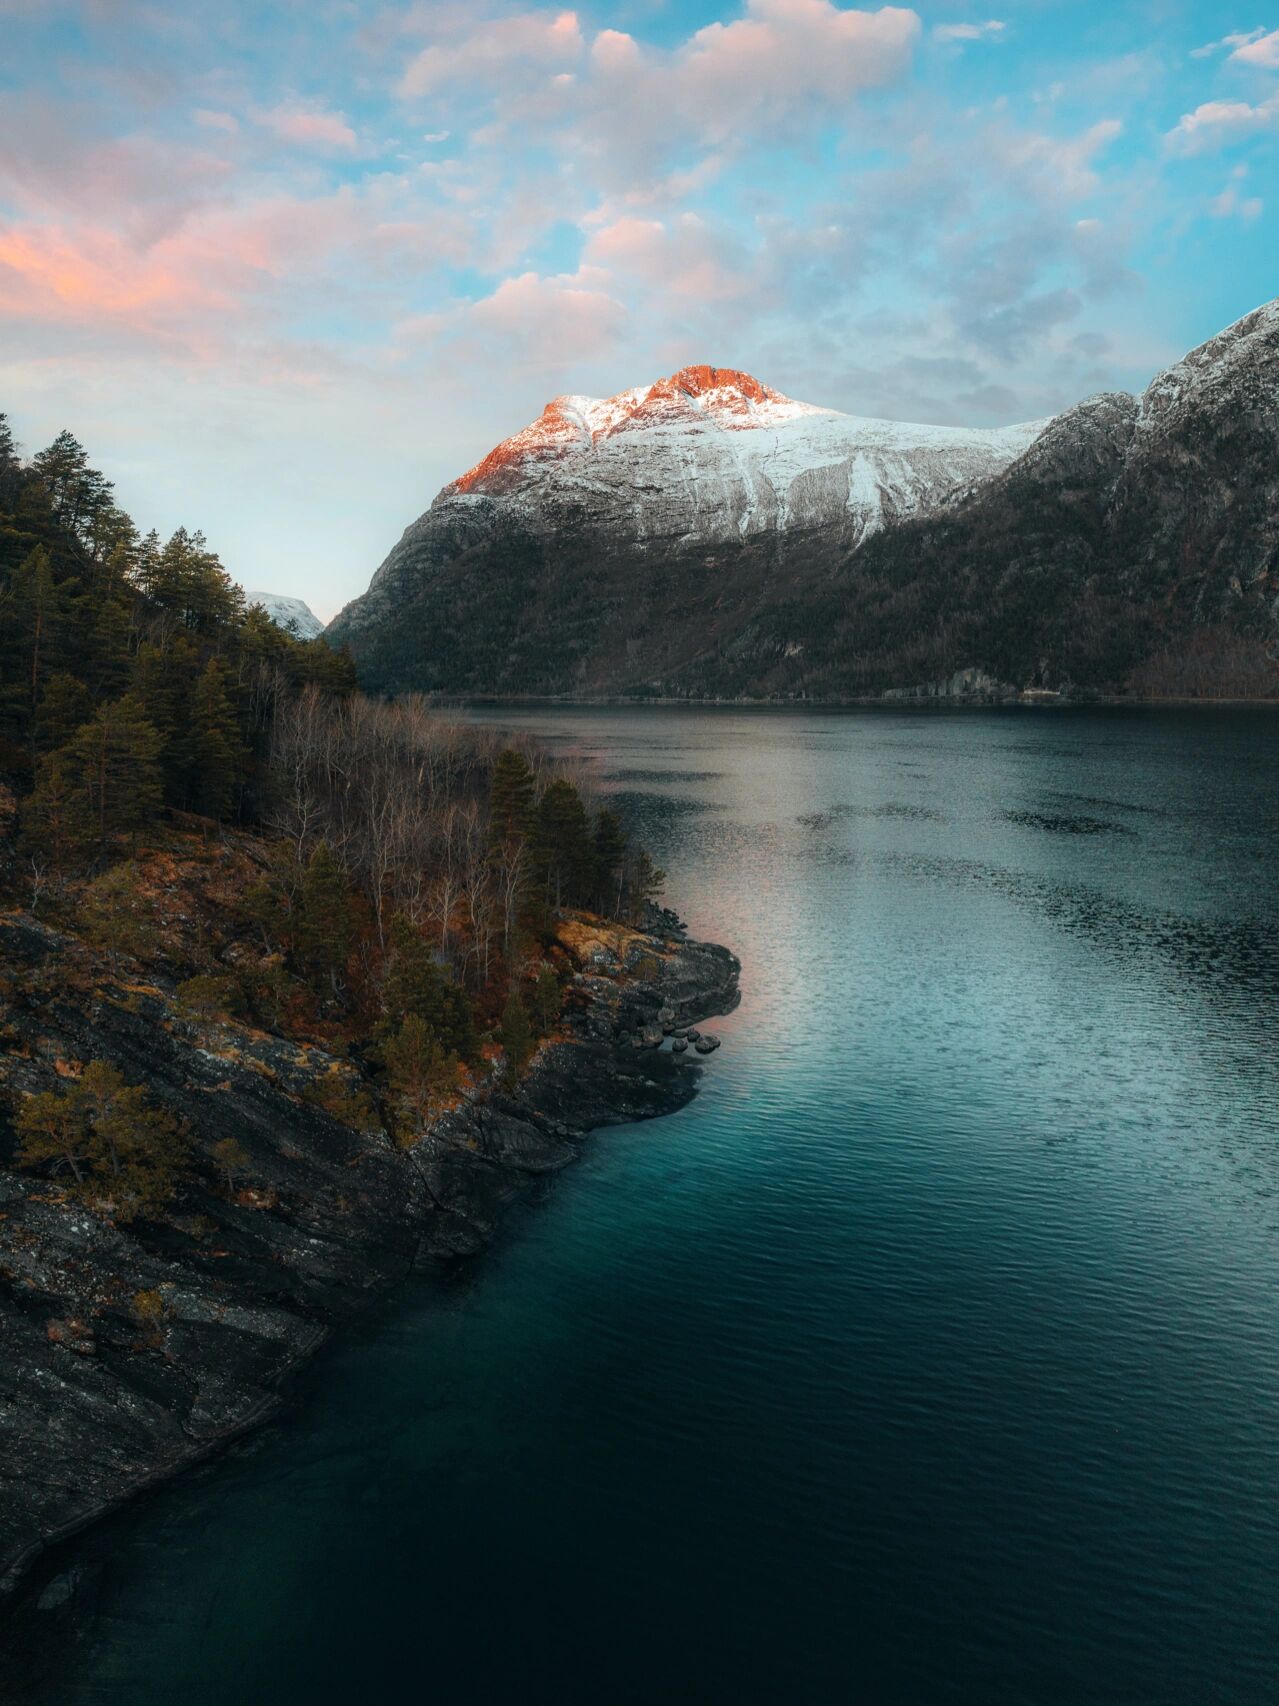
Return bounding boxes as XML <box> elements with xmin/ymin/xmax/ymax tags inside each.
<box><xmin>19</xmin><ymin>707</ymin><xmax>1279</xmax><ymax>1704</ymax></box>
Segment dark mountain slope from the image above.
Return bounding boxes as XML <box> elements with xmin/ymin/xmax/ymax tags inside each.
<box><xmin>332</xmin><ymin>301</ymin><xmax>1279</xmax><ymax>701</ymax></box>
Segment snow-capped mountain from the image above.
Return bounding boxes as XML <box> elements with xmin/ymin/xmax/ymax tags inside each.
<box><xmin>327</xmin><ymin>366</ymin><xmax>1047</xmax><ymax>689</ymax></box>
<box><xmin>437</xmin><ymin>365</ymin><xmax>1045</xmax><ymax>541</ymax></box>
<box><xmin>246</xmin><ymin>591</ymin><xmax>324</xmax><ymax>640</ymax></box>
<box><xmin>328</xmin><ymin>308</ymin><xmax>1278</xmax><ymax>700</ymax></box>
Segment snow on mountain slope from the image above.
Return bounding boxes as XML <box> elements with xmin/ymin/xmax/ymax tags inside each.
<box><xmin>330</xmin><ymin>365</ymin><xmax>1049</xmax><ymax>642</ymax></box>
<box><xmin>245</xmin><ymin>591</ymin><xmax>324</xmax><ymax>639</ymax></box>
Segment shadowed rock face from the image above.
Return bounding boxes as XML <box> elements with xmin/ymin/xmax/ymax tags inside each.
<box><xmin>326</xmin><ymin>366</ymin><xmax>1045</xmax><ymax>697</ymax></box>
<box><xmin>328</xmin><ymin>304</ymin><xmax>1279</xmax><ymax>701</ymax></box>
<box><xmin>762</xmin><ymin>299</ymin><xmax>1279</xmax><ymax>700</ymax></box>
<box><xmin>0</xmin><ymin>910</ymin><xmax>739</xmax><ymax>1597</ymax></box>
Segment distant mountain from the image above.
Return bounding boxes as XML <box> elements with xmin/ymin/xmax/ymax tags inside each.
<box><xmin>329</xmin><ymin>307</ymin><xmax>1279</xmax><ymax>700</ymax></box>
<box><xmin>246</xmin><ymin>591</ymin><xmax>324</xmax><ymax>640</ymax></box>
<box><xmin>326</xmin><ymin>366</ymin><xmax>1045</xmax><ymax>694</ymax></box>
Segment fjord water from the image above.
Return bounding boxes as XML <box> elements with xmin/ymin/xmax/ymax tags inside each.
<box><xmin>29</xmin><ymin>708</ymin><xmax>1279</xmax><ymax>1704</ymax></box>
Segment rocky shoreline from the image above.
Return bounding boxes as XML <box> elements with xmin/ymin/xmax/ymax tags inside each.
<box><xmin>0</xmin><ymin>907</ymin><xmax>739</xmax><ymax>1610</ymax></box>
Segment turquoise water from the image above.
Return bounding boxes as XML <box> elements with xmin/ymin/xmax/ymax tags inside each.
<box><xmin>21</xmin><ymin>707</ymin><xmax>1279</xmax><ymax>1703</ymax></box>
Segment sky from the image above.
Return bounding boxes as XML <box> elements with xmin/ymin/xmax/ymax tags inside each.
<box><xmin>0</xmin><ymin>0</ymin><xmax>1275</xmax><ymax>619</ymax></box>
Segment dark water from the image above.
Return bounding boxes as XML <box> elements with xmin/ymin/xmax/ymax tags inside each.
<box><xmin>18</xmin><ymin>708</ymin><xmax>1279</xmax><ymax>1704</ymax></box>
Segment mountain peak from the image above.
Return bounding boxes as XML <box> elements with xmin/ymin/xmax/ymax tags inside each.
<box><xmin>449</xmin><ymin>364</ymin><xmax>832</xmax><ymax>496</ymax></box>
<box><xmin>245</xmin><ymin>591</ymin><xmax>324</xmax><ymax>639</ymax></box>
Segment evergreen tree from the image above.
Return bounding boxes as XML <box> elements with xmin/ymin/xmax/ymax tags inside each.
<box><xmin>533</xmin><ymin>778</ymin><xmax>594</xmax><ymax>907</ymax></box>
<box><xmin>212</xmin><ymin>1136</ymin><xmax>252</xmax><ymax>1193</ymax></box>
<box><xmin>64</xmin><ymin>694</ymin><xmax>163</xmax><ymax>847</ymax></box>
<box><xmin>381</xmin><ymin>1014</ymin><xmax>458</xmax><ymax>1125</ymax></box>
<box><xmin>380</xmin><ymin>913</ymin><xmax>476</xmax><ymax>1061</ymax></box>
<box><xmin>627</xmin><ymin>848</ymin><xmax>666</xmax><ymax>922</ymax></box>
<box><xmin>20</xmin><ymin>751</ymin><xmax>92</xmax><ymax>865</ymax></box>
<box><xmin>34</xmin><ymin>672</ymin><xmax>91</xmax><ymax>754</ymax></box>
<box><xmin>15</xmin><ymin>1060</ymin><xmax>189</xmax><ymax>1223</ymax></box>
<box><xmin>592</xmin><ymin>808</ymin><xmax>627</xmax><ymax>916</ymax></box>
<box><xmin>488</xmin><ymin>748</ymin><xmax>535</xmax><ymax>851</ymax></box>
<box><xmin>297</xmin><ymin>842</ymin><xmax>355</xmax><ymax>994</ymax></box>
<box><xmin>131</xmin><ymin>634</ymin><xmax>210</xmax><ymax>798</ymax></box>
<box><xmin>0</xmin><ymin>412</ymin><xmax>19</xmax><ymax>506</ymax></box>
<box><xmin>142</xmin><ymin>528</ymin><xmax>244</xmax><ymax>632</ymax></box>
<box><xmin>1</xmin><ymin>546</ymin><xmax>76</xmax><ymax>754</ymax></box>
<box><xmin>500</xmin><ymin>988</ymin><xmax>533</xmax><ymax>1078</ymax></box>
<box><xmin>79</xmin><ymin>863</ymin><xmax>158</xmax><ymax>966</ymax></box>
<box><xmin>530</xmin><ymin>962</ymin><xmax>562</xmax><ymax>1035</ymax></box>
<box><xmin>176</xmin><ymin>658</ymin><xmax>241</xmax><ymax>818</ymax></box>
<box><xmin>30</xmin><ymin>430</ymin><xmax>114</xmax><ymax>548</ymax></box>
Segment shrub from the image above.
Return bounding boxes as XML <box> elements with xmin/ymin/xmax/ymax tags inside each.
<box><xmin>175</xmin><ymin>973</ymin><xmax>244</xmax><ymax>1021</ymax></box>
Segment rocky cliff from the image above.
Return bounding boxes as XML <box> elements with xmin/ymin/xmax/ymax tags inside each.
<box><xmin>0</xmin><ymin>906</ymin><xmax>738</xmax><ymax>1601</ymax></box>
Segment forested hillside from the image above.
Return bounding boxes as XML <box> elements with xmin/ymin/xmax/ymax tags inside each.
<box><xmin>0</xmin><ymin>408</ymin><xmax>665</xmax><ymax>1220</ymax></box>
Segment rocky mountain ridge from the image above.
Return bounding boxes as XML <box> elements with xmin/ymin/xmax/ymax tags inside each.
<box><xmin>326</xmin><ymin>365</ymin><xmax>1046</xmax><ymax>693</ymax></box>
<box><xmin>328</xmin><ymin>304</ymin><xmax>1279</xmax><ymax>700</ymax></box>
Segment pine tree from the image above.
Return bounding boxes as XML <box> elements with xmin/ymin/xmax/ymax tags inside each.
<box><xmin>177</xmin><ymin>658</ymin><xmax>241</xmax><ymax>818</ymax></box>
<box><xmin>533</xmin><ymin>778</ymin><xmax>594</xmax><ymax>907</ymax></box>
<box><xmin>212</xmin><ymin>1136</ymin><xmax>251</xmax><ymax>1193</ymax></box>
<box><xmin>79</xmin><ymin>863</ymin><xmax>157</xmax><ymax>966</ymax></box>
<box><xmin>34</xmin><ymin>672</ymin><xmax>91</xmax><ymax>754</ymax></box>
<box><xmin>15</xmin><ymin>1061</ymin><xmax>189</xmax><ymax>1223</ymax></box>
<box><xmin>380</xmin><ymin>913</ymin><xmax>476</xmax><ymax>1061</ymax></box>
<box><xmin>144</xmin><ymin>528</ymin><xmax>243</xmax><ymax>632</ymax></box>
<box><xmin>30</xmin><ymin>430</ymin><xmax>114</xmax><ymax>547</ymax></box>
<box><xmin>382</xmin><ymin>1014</ymin><xmax>458</xmax><ymax>1125</ymax></box>
<box><xmin>488</xmin><ymin>748</ymin><xmax>535</xmax><ymax>851</ymax></box>
<box><xmin>1</xmin><ymin>546</ymin><xmax>76</xmax><ymax>755</ymax></box>
<box><xmin>627</xmin><ymin>848</ymin><xmax>666</xmax><ymax>923</ymax></box>
<box><xmin>20</xmin><ymin>751</ymin><xmax>92</xmax><ymax>865</ymax></box>
<box><xmin>0</xmin><ymin>411</ymin><xmax>19</xmax><ymax>494</ymax></box>
<box><xmin>64</xmin><ymin>694</ymin><xmax>163</xmax><ymax>847</ymax></box>
<box><xmin>500</xmin><ymin>988</ymin><xmax>533</xmax><ymax>1078</ymax></box>
<box><xmin>130</xmin><ymin>635</ymin><xmax>199</xmax><ymax>790</ymax></box>
<box><xmin>530</xmin><ymin>962</ymin><xmax>561</xmax><ymax>1035</ymax></box>
<box><xmin>297</xmin><ymin>842</ymin><xmax>355</xmax><ymax>995</ymax></box>
<box><xmin>593</xmin><ymin>808</ymin><xmax>627</xmax><ymax>916</ymax></box>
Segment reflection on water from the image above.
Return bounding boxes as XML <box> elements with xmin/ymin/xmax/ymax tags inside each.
<box><xmin>15</xmin><ymin>707</ymin><xmax>1279</xmax><ymax>1706</ymax></box>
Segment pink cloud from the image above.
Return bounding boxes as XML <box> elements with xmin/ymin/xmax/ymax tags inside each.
<box><xmin>677</xmin><ymin>0</ymin><xmax>920</xmax><ymax>132</ymax></box>
<box><xmin>0</xmin><ymin>223</ymin><xmax>226</xmax><ymax>328</ymax></box>
<box><xmin>400</xmin><ymin>10</ymin><xmax>584</xmax><ymax>98</ymax></box>
<box><xmin>586</xmin><ymin>214</ymin><xmax>749</xmax><ymax>301</ymax></box>
<box><xmin>258</xmin><ymin>102</ymin><xmax>357</xmax><ymax>150</ymax></box>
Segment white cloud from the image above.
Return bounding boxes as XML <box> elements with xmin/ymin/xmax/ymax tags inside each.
<box><xmin>1191</xmin><ymin>27</ymin><xmax>1279</xmax><ymax>63</ymax></box>
<box><xmin>1211</xmin><ymin>166</ymin><xmax>1264</xmax><ymax>219</ymax></box>
<box><xmin>1231</xmin><ymin>27</ymin><xmax>1279</xmax><ymax>68</ymax></box>
<box><xmin>1168</xmin><ymin>91</ymin><xmax>1279</xmax><ymax>153</ymax></box>
<box><xmin>934</xmin><ymin>20</ymin><xmax>1005</xmax><ymax>44</ymax></box>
